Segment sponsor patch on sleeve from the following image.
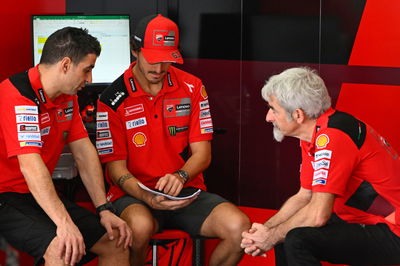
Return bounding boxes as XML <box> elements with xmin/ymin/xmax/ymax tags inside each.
<box><xmin>20</xmin><ymin>141</ymin><xmax>42</xmax><ymax>147</ymax></box>
<box><xmin>314</xmin><ymin>149</ymin><xmax>332</xmax><ymax>160</ymax></box>
<box><xmin>98</xmin><ymin>148</ymin><xmax>114</xmax><ymax>155</ymax></box>
<box><xmin>200</xmin><ymin>85</ymin><xmax>208</xmax><ymax>99</ymax></box>
<box><xmin>316</xmin><ymin>134</ymin><xmax>330</xmax><ymax>149</ymax></box>
<box><xmin>96</xmin><ymin>130</ymin><xmax>111</xmax><ymax>140</ymax></box>
<box><xmin>97</xmin><ymin>121</ymin><xmax>110</xmax><ymax>130</ymax></box>
<box><xmin>96</xmin><ymin>139</ymin><xmax>113</xmax><ymax>149</ymax></box>
<box><xmin>15</xmin><ymin>105</ymin><xmax>38</xmax><ymax>114</ymax></box>
<box><xmin>313</xmin><ymin>159</ymin><xmax>331</xmax><ymax>170</ymax></box>
<box><xmin>199</xmin><ymin>100</ymin><xmax>209</xmax><ymax>110</ymax></box>
<box><xmin>312</xmin><ymin>178</ymin><xmax>327</xmax><ymax>186</ymax></box>
<box><xmin>18</xmin><ymin>132</ymin><xmax>41</xmax><ymax>141</ymax></box>
<box><xmin>18</xmin><ymin>124</ymin><xmax>39</xmax><ymax>132</ymax></box>
<box><xmin>313</xmin><ymin>169</ymin><xmax>329</xmax><ymax>180</ymax></box>
<box><xmin>201</xmin><ymin>127</ymin><xmax>213</xmax><ymax>134</ymax></box>
<box><xmin>16</xmin><ymin>114</ymin><xmax>38</xmax><ymax>123</ymax></box>
<box><xmin>200</xmin><ymin>109</ymin><xmax>211</xmax><ymax>119</ymax></box>
<box><xmin>96</xmin><ymin>112</ymin><xmax>108</xmax><ymax>121</ymax></box>
<box><xmin>200</xmin><ymin>118</ymin><xmax>213</xmax><ymax>129</ymax></box>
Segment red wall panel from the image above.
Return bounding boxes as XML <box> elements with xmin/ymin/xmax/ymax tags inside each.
<box><xmin>349</xmin><ymin>0</ymin><xmax>400</xmax><ymax>67</ymax></box>
<box><xmin>0</xmin><ymin>0</ymin><xmax>65</xmax><ymax>81</ymax></box>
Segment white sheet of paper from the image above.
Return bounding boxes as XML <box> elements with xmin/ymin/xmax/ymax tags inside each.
<box><xmin>137</xmin><ymin>182</ymin><xmax>201</xmax><ymax>200</ymax></box>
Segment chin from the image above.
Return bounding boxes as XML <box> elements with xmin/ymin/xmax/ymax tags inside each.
<box><xmin>273</xmin><ymin>127</ymin><xmax>285</xmax><ymax>142</ymax></box>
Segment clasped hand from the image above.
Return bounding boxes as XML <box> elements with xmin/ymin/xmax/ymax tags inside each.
<box><xmin>241</xmin><ymin>223</ymin><xmax>275</xmax><ymax>257</ymax></box>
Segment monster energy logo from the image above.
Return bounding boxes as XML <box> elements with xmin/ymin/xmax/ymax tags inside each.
<box><xmin>168</xmin><ymin>126</ymin><xmax>189</xmax><ymax>136</ymax></box>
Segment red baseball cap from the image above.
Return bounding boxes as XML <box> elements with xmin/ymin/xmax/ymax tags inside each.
<box><xmin>133</xmin><ymin>14</ymin><xmax>183</xmax><ymax>64</ymax></box>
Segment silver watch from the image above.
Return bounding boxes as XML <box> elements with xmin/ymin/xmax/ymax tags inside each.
<box><xmin>174</xmin><ymin>169</ymin><xmax>189</xmax><ymax>183</ymax></box>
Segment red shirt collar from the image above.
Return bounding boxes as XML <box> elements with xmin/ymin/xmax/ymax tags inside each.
<box><xmin>123</xmin><ymin>62</ymin><xmax>179</xmax><ymax>98</ymax></box>
<box><xmin>28</xmin><ymin>65</ymin><xmax>72</xmax><ymax>109</ymax></box>
<box><xmin>303</xmin><ymin>107</ymin><xmax>336</xmax><ymax>153</ymax></box>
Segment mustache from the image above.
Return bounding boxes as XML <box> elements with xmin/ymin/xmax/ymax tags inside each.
<box><xmin>148</xmin><ymin>71</ymin><xmax>166</xmax><ymax>75</ymax></box>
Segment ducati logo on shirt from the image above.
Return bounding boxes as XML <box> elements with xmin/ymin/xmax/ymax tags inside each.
<box><xmin>163</xmin><ymin>98</ymin><xmax>191</xmax><ymax>117</ymax></box>
<box><xmin>57</xmin><ymin>101</ymin><xmax>73</xmax><ymax>122</ymax></box>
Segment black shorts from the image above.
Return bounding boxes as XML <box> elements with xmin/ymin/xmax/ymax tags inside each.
<box><xmin>113</xmin><ymin>187</ymin><xmax>228</xmax><ymax>236</ymax></box>
<box><xmin>0</xmin><ymin>192</ymin><xmax>106</xmax><ymax>265</ymax></box>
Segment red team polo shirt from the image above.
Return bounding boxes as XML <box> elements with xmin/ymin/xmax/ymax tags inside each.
<box><xmin>97</xmin><ymin>62</ymin><xmax>213</xmax><ymax>201</ymax></box>
<box><xmin>300</xmin><ymin>108</ymin><xmax>400</xmax><ymax>236</ymax></box>
<box><xmin>0</xmin><ymin>66</ymin><xmax>88</xmax><ymax>193</ymax></box>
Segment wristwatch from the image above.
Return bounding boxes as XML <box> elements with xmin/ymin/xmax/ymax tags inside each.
<box><xmin>174</xmin><ymin>169</ymin><xmax>189</xmax><ymax>184</ymax></box>
<box><xmin>96</xmin><ymin>202</ymin><xmax>116</xmax><ymax>215</ymax></box>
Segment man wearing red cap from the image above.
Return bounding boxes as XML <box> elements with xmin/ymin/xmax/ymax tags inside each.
<box><xmin>96</xmin><ymin>14</ymin><xmax>250</xmax><ymax>265</ymax></box>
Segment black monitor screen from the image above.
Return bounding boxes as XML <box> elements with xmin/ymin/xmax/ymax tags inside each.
<box><xmin>32</xmin><ymin>15</ymin><xmax>131</xmax><ymax>84</ymax></box>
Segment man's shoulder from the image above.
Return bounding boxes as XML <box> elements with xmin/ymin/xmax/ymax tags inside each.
<box><xmin>1</xmin><ymin>70</ymin><xmax>39</xmax><ymax>106</ymax></box>
<box><xmin>326</xmin><ymin>111</ymin><xmax>367</xmax><ymax>149</ymax></box>
<box><xmin>99</xmin><ymin>74</ymin><xmax>128</xmax><ymax>111</ymax></box>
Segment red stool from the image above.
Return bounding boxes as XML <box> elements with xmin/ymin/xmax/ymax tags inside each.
<box><xmin>149</xmin><ymin>229</ymin><xmax>197</xmax><ymax>266</ymax></box>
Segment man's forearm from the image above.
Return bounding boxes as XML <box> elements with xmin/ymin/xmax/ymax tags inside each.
<box><xmin>270</xmin><ymin>192</ymin><xmax>335</xmax><ymax>243</ymax></box>
<box><xmin>69</xmin><ymin>138</ymin><xmax>108</xmax><ymax>207</ymax></box>
<box><xmin>181</xmin><ymin>141</ymin><xmax>211</xmax><ymax>182</ymax></box>
<box><xmin>265</xmin><ymin>189</ymin><xmax>311</xmax><ymax>228</ymax></box>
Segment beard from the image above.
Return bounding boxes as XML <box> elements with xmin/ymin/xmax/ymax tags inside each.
<box><xmin>273</xmin><ymin>124</ymin><xmax>285</xmax><ymax>142</ymax></box>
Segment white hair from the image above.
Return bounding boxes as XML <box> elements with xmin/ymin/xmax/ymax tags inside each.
<box><xmin>261</xmin><ymin>67</ymin><xmax>331</xmax><ymax>119</ymax></box>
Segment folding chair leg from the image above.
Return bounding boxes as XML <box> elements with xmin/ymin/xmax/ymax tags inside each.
<box><xmin>152</xmin><ymin>244</ymin><xmax>158</xmax><ymax>266</ymax></box>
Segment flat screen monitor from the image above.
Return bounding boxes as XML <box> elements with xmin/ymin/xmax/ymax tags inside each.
<box><xmin>32</xmin><ymin>15</ymin><xmax>131</xmax><ymax>84</ymax></box>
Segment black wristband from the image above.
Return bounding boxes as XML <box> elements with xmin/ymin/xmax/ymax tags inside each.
<box><xmin>96</xmin><ymin>202</ymin><xmax>116</xmax><ymax>215</ymax></box>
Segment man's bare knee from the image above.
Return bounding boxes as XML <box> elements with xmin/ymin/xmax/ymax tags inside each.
<box><xmin>91</xmin><ymin>230</ymin><xmax>129</xmax><ymax>257</ymax></box>
<box><xmin>43</xmin><ymin>237</ymin><xmax>64</xmax><ymax>265</ymax></box>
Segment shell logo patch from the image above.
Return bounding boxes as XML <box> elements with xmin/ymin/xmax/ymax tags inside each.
<box><xmin>316</xmin><ymin>134</ymin><xmax>330</xmax><ymax>149</ymax></box>
<box><xmin>133</xmin><ymin>132</ymin><xmax>147</xmax><ymax>147</ymax></box>
<box><xmin>200</xmin><ymin>85</ymin><xmax>208</xmax><ymax>99</ymax></box>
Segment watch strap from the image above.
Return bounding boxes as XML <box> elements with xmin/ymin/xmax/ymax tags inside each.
<box><xmin>174</xmin><ymin>169</ymin><xmax>189</xmax><ymax>183</ymax></box>
<box><xmin>96</xmin><ymin>202</ymin><xmax>116</xmax><ymax>215</ymax></box>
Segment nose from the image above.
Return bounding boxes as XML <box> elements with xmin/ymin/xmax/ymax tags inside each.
<box><xmin>153</xmin><ymin>63</ymin><xmax>162</xmax><ymax>73</ymax></box>
<box><xmin>86</xmin><ymin>72</ymin><xmax>93</xmax><ymax>84</ymax></box>
<box><xmin>266</xmin><ymin>109</ymin><xmax>274</xmax><ymax>122</ymax></box>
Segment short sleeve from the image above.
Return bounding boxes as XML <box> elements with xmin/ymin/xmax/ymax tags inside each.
<box><xmin>188</xmin><ymin>80</ymin><xmax>213</xmax><ymax>143</ymax></box>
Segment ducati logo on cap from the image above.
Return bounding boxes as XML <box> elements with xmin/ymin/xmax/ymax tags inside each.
<box><xmin>153</xmin><ymin>30</ymin><xmax>176</xmax><ymax>46</ymax></box>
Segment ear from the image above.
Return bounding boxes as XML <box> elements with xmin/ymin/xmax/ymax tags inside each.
<box><xmin>131</xmin><ymin>50</ymin><xmax>138</xmax><ymax>59</ymax></box>
<box><xmin>292</xmin><ymin>108</ymin><xmax>306</xmax><ymax>124</ymax></box>
<box><xmin>59</xmin><ymin>57</ymin><xmax>72</xmax><ymax>73</ymax></box>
